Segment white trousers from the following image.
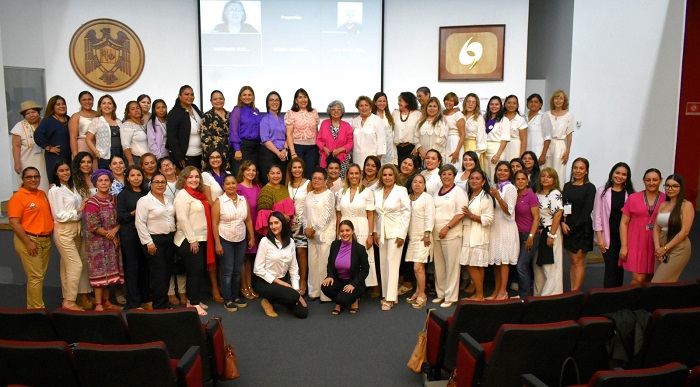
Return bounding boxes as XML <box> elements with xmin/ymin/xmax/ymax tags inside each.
<box><xmin>533</xmin><ymin>231</ymin><xmax>563</xmax><ymax>296</ymax></box>
<box><xmin>433</xmin><ymin>237</ymin><xmax>462</xmax><ymax>302</ymax></box>
<box><xmin>308</xmin><ymin>238</ymin><xmax>332</xmax><ymax>301</ymax></box>
<box><xmin>379</xmin><ymin>238</ymin><xmax>403</xmax><ymax>302</ymax></box>
<box><xmin>546</xmin><ymin>139</ymin><xmax>568</xmax><ymax>182</ymax></box>
<box><xmin>485</xmin><ymin>141</ymin><xmax>504</xmax><ymax>183</ymax></box>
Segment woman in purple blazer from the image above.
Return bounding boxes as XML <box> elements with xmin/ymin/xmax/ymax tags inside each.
<box><xmin>316</xmin><ymin>100</ymin><xmax>353</xmax><ymax>178</ymax></box>
<box><xmin>593</xmin><ymin>162</ymin><xmax>635</xmax><ymax>288</ymax></box>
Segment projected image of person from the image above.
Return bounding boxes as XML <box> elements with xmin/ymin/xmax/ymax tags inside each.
<box><xmin>214</xmin><ymin>0</ymin><xmax>258</xmax><ymax>33</ymax></box>
<box><xmin>337</xmin><ymin>5</ymin><xmax>362</xmax><ymax>34</ymax></box>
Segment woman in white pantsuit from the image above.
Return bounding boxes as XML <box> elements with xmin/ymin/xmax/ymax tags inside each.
<box><xmin>484</xmin><ymin>96</ymin><xmax>510</xmax><ymax>183</ymax></box>
<box><xmin>432</xmin><ymin>164</ymin><xmax>467</xmax><ymax>308</ymax></box>
<box><xmin>303</xmin><ymin>168</ymin><xmax>336</xmax><ymax>302</ymax></box>
<box><xmin>534</xmin><ymin>167</ymin><xmax>564</xmax><ymax>296</ymax></box>
<box><xmin>544</xmin><ymin>90</ymin><xmax>575</xmax><ymax>182</ymax></box>
<box><xmin>373</xmin><ymin>164</ymin><xmax>410</xmax><ymax>311</ymax></box>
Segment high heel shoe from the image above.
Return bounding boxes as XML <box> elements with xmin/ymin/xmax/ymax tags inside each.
<box><xmin>406</xmin><ymin>294</ymin><xmax>418</xmax><ymax>304</ymax></box>
<box><xmin>349</xmin><ymin>300</ymin><xmax>359</xmax><ymax>314</ymax></box>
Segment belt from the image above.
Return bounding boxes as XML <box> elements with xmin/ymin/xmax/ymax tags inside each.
<box><xmin>397</xmin><ymin>142</ymin><xmax>413</xmax><ymax>147</ymax></box>
<box><xmin>26</xmin><ymin>232</ymin><xmax>51</xmax><ymax>238</ymax></box>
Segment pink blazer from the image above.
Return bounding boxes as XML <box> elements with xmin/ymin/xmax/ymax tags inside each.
<box><xmin>593</xmin><ymin>185</ymin><xmax>629</xmax><ymax>247</ymax></box>
<box><xmin>316</xmin><ymin>119</ymin><xmax>353</xmax><ymax>167</ymax></box>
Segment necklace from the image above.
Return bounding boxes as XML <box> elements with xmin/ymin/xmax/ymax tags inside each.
<box><xmin>54</xmin><ymin>114</ymin><xmax>67</xmax><ymax>125</ymax></box>
<box><xmin>400</xmin><ymin>111</ymin><xmax>409</xmax><ymax>122</ymax></box>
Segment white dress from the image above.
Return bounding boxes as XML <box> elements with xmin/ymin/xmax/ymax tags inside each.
<box><xmin>462</xmin><ymin>190</ymin><xmax>495</xmax><ymax>267</ymax></box>
<box><xmin>526</xmin><ymin>111</ymin><xmax>552</xmax><ymax>159</ymax></box>
<box><xmin>378</xmin><ymin>114</ymin><xmax>397</xmax><ymax>166</ymax></box>
<box><xmin>422</xmin><ymin>168</ymin><xmax>442</xmax><ymax>197</ymax></box>
<box><xmin>415</xmin><ymin>119</ymin><xmax>448</xmax><ymax>158</ymax></box>
<box><xmin>484</xmin><ymin>117</ymin><xmax>510</xmax><ymax>182</ymax></box>
<box><xmin>489</xmin><ymin>183</ymin><xmax>519</xmax><ymax>265</ymax></box>
<box><xmin>337</xmin><ymin>186</ymin><xmax>378</xmax><ymax>286</ymax></box>
<box><xmin>405</xmin><ymin>192</ymin><xmax>435</xmax><ymax>263</ymax></box>
<box><xmin>544</xmin><ymin>111</ymin><xmax>575</xmax><ymax>182</ymax></box>
<box><xmin>504</xmin><ymin>114</ymin><xmax>528</xmax><ymax>161</ymax></box>
<box><xmin>444</xmin><ymin>111</ymin><xmax>465</xmax><ymax>168</ymax></box>
<box><xmin>11</xmin><ymin>120</ymin><xmax>49</xmax><ymax>192</ymax></box>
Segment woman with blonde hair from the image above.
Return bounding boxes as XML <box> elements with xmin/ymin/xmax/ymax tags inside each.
<box><xmin>461</xmin><ymin>93</ymin><xmax>486</xmax><ymax>165</ymax></box>
<box><xmin>415</xmin><ymin>97</ymin><xmax>448</xmax><ymax>160</ymax></box>
<box><xmin>443</xmin><ymin>92</ymin><xmax>466</xmax><ymax>168</ymax></box>
<box><xmin>544</xmin><ymin>90</ymin><xmax>575</xmax><ymax>181</ymax></box>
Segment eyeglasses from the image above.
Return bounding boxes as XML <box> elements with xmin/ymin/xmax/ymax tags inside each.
<box><xmin>151</xmin><ymin>181</ymin><xmax>167</xmax><ymax>185</ymax></box>
<box><xmin>209</xmin><ymin>155</ymin><xmax>222</xmax><ymax>159</ymax></box>
<box><xmin>23</xmin><ymin>175</ymin><xmax>40</xmax><ymax>180</ymax></box>
<box><xmin>664</xmin><ymin>184</ymin><xmax>680</xmax><ymax>190</ymax></box>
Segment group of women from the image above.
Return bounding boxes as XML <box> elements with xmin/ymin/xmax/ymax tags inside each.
<box><xmin>8</xmin><ymin>86</ymin><xmax>694</xmax><ymax>317</ymax></box>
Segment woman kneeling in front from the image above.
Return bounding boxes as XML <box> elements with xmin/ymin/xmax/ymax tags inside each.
<box><xmin>321</xmin><ymin>220</ymin><xmax>370</xmax><ymax>315</ymax></box>
<box><xmin>254</xmin><ymin>212</ymin><xmax>308</xmax><ymax>318</ymax></box>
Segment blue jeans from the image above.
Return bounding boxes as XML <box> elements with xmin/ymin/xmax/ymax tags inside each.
<box><xmin>219</xmin><ymin>236</ymin><xmax>247</xmax><ymax>303</ymax></box>
<box><xmin>517</xmin><ymin>231</ymin><xmax>540</xmax><ymax>299</ymax></box>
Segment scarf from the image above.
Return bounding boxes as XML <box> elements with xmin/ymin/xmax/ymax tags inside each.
<box><xmin>485</xmin><ymin>117</ymin><xmax>496</xmax><ymax>134</ymax></box>
<box><xmin>185</xmin><ymin>186</ymin><xmax>216</xmax><ymax>271</ymax></box>
<box><xmin>211</xmin><ymin>170</ymin><xmax>225</xmax><ymax>189</ymax></box>
<box><xmin>498</xmin><ymin>180</ymin><xmax>511</xmax><ymax>192</ymax></box>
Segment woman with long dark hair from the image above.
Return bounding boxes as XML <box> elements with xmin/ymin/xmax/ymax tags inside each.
<box><xmin>392</xmin><ymin>92</ymin><xmax>421</xmax><ymax>165</ymax></box>
<box><xmin>121</xmin><ymin>101</ymin><xmax>149</xmax><ymax>167</ymax></box>
<box><xmin>285</xmin><ymin>88</ymin><xmax>320</xmax><ymax>179</ymax></box>
<box><xmin>483</xmin><ymin>96</ymin><xmax>510</xmax><ymax>181</ymax></box>
<box><xmin>521</xmin><ymin>151</ymin><xmax>541</xmax><ymax>192</ymax></box>
<box><xmin>34</xmin><ymin>95</ymin><xmax>71</xmax><ymax>184</ymax></box>
<box><xmin>594</xmin><ymin>162</ymin><xmax>634</xmax><ymax>288</ymax></box>
<box><xmin>147</xmin><ymin>99</ymin><xmax>168</xmax><ymax>159</ymax></box>
<box><xmin>503</xmin><ymin>95</ymin><xmax>528</xmax><ymax>162</ymax></box>
<box><xmin>68</xmin><ymin>91</ymin><xmax>96</xmax><ymax>161</ymax></box>
<box><xmin>488</xmin><ymin>161</ymin><xmax>519</xmax><ymax>299</ymax></box>
<box><xmin>201</xmin><ymin>90</ymin><xmax>230</xmax><ymax>171</ymax></box>
<box><xmin>513</xmin><ymin>170</ymin><xmax>540</xmax><ymax>299</ymax></box>
<box><xmin>652</xmin><ymin>174</ymin><xmax>694</xmax><ymax>282</ymax></box>
<box><xmin>237</xmin><ymin>161</ymin><xmax>262</xmax><ymax>300</ymax></box>
<box><xmin>372</xmin><ymin>92</ymin><xmax>397</xmax><ymax>166</ymax></box>
<box><xmin>462</xmin><ymin>169</ymin><xmax>495</xmax><ymax>300</ymax></box>
<box><xmin>259</xmin><ymin>91</ymin><xmax>288</xmax><ymax>185</ymax></box>
<box><xmin>254</xmin><ymin>212</ymin><xmax>308</xmax><ymax>318</ymax></box>
<box><xmin>561</xmin><ymin>158</ymin><xmax>596</xmax><ymax>291</ymax></box>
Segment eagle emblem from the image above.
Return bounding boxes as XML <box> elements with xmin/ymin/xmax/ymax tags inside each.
<box><xmin>69</xmin><ymin>19</ymin><xmax>145</xmax><ymax>91</ymax></box>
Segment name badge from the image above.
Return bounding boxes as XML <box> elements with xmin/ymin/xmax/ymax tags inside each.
<box><xmin>645</xmin><ymin>224</ymin><xmax>654</xmax><ymax>231</ymax></box>
<box><xmin>563</xmin><ymin>204</ymin><xmax>572</xmax><ymax>215</ymax></box>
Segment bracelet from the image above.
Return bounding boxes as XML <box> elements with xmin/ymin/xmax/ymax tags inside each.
<box><xmin>547</xmin><ymin>232</ymin><xmax>558</xmax><ymax>239</ymax></box>
<box><xmin>528</xmin><ymin>233</ymin><xmax>534</xmax><ymax>238</ymax></box>
<box><xmin>663</xmin><ymin>245</ymin><xmax>668</xmax><ymax>251</ymax></box>
<box><xmin>446</xmin><ymin>224</ymin><xmax>452</xmax><ymax>230</ymax></box>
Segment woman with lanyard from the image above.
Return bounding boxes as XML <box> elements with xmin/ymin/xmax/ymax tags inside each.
<box><xmin>135</xmin><ymin>171</ymin><xmax>176</xmax><ymax>310</ymax></box>
<box><xmin>167</xmin><ymin>85</ymin><xmax>204</xmax><ymax>169</ymax></box>
<box><xmin>620</xmin><ymin>168</ymin><xmax>665</xmax><ymax>285</ymax></box>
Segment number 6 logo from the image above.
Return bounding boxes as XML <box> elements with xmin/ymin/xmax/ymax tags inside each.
<box><xmin>459</xmin><ymin>37</ymin><xmax>483</xmax><ymax>69</ymax></box>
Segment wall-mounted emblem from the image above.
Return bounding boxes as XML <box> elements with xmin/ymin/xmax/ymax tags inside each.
<box><xmin>69</xmin><ymin>18</ymin><xmax>145</xmax><ymax>91</ymax></box>
<box><xmin>438</xmin><ymin>25</ymin><xmax>505</xmax><ymax>81</ymax></box>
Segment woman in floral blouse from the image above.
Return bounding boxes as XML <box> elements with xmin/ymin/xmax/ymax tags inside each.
<box><xmin>201</xmin><ymin>90</ymin><xmax>231</xmax><ymax>171</ymax></box>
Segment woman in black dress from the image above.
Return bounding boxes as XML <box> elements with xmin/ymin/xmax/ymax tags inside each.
<box><xmin>561</xmin><ymin>157</ymin><xmax>596</xmax><ymax>291</ymax></box>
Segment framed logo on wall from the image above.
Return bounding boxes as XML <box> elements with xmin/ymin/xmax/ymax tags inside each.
<box><xmin>69</xmin><ymin>18</ymin><xmax>145</xmax><ymax>91</ymax></box>
<box><xmin>438</xmin><ymin>25</ymin><xmax>505</xmax><ymax>81</ymax></box>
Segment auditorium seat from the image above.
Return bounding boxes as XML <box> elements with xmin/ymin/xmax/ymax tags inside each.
<box><xmin>522</xmin><ymin>361</ymin><xmax>688</xmax><ymax>387</ymax></box>
<box><xmin>572</xmin><ymin>317</ymin><xmax>616</xmax><ymax>381</ymax></box>
<box><xmin>0</xmin><ymin>339</ymin><xmax>78</xmax><ymax>387</ymax></box>
<box><xmin>426</xmin><ymin>299</ymin><xmax>523</xmax><ymax>379</ymax></box>
<box><xmin>72</xmin><ymin>341</ymin><xmax>202</xmax><ymax>387</ymax></box>
<box><xmin>456</xmin><ymin>320</ymin><xmax>580</xmax><ymax>387</ymax></box>
<box><xmin>641</xmin><ymin>280</ymin><xmax>700</xmax><ymax>313</ymax></box>
<box><xmin>0</xmin><ymin>308</ymin><xmax>57</xmax><ymax>341</ymax></box>
<box><xmin>520</xmin><ymin>291</ymin><xmax>585</xmax><ymax>324</ymax></box>
<box><xmin>580</xmin><ymin>284</ymin><xmax>642</xmax><ymax>317</ymax></box>
<box><xmin>633</xmin><ymin>307</ymin><xmax>700</xmax><ymax>369</ymax></box>
<box><xmin>126</xmin><ymin>309</ymin><xmax>212</xmax><ymax>384</ymax></box>
<box><xmin>51</xmin><ymin>308</ymin><xmax>129</xmax><ymax>344</ymax></box>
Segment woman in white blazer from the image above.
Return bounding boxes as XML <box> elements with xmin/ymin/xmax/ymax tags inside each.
<box><xmin>462</xmin><ymin>169</ymin><xmax>496</xmax><ymax>300</ymax></box>
<box><xmin>373</xmin><ymin>164</ymin><xmax>410</xmax><ymax>311</ymax></box>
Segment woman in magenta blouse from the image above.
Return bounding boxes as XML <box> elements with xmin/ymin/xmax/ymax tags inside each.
<box><xmin>285</xmin><ymin>88</ymin><xmax>320</xmax><ymax>179</ymax></box>
<box><xmin>316</xmin><ymin>100</ymin><xmax>353</xmax><ymax>178</ymax></box>
<box><xmin>513</xmin><ymin>170</ymin><xmax>540</xmax><ymax>299</ymax></box>
<box><xmin>237</xmin><ymin>160</ymin><xmax>262</xmax><ymax>300</ymax></box>
<box><xmin>229</xmin><ymin>86</ymin><xmax>262</xmax><ymax>175</ymax></box>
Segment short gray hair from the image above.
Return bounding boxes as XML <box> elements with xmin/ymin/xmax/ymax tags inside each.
<box><xmin>326</xmin><ymin>100</ymin><xmax>345</xmax><ymax>117</ymax></box>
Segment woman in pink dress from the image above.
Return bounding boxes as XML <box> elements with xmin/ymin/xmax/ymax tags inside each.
<box><xmin>236</xmin><ymin>160</ymin><xmax>261</xmax><ymax>300</ymax></box>
<box><xmin>619</xmin><ymin>168</ymin><xmax>665</xmax><ymax>285</ymax></box>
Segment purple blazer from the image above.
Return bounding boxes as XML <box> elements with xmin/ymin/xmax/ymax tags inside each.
<box><xmin>147</xmin><ymin>118</ymin><xmax>168</xmax><ymax>159</ymax></box>
<box><xmin>315</xmin><ymin>119</ymin><xmax>353</xmax><ymax>168</ymax></box>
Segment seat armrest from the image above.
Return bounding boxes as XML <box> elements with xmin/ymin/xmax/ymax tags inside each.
<box><xmin>521</xmin><ymin>373</ymin><xmax>550</xmax><ymax>387</ymax></box>
<box><xmin>177</xmin><ymin>346</ymin><xmax>203</xmax><ymax>387</ymax></box>
<box><xmin>430</xmin><ymin>309</ymin><xmax>450</xmax><ymax>326</ymax></box>
<box><xmin>457</xmin><ymin>333</ymin><xmax>485</xmax><ymax>387</ymax></box>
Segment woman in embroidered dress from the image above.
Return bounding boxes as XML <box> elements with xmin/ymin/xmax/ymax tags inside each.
<box><xmin>544</xmin><ymin>90</ymin><xmax>575</xmax><ymax>181</ymax></box>
<box><xmin>83</xmin><ymin>169</ymin><xmax>124</xmax><ymax>311</ymax></box>
<box><xmin>12</xmin><ymin>100</ymin><xmax>48</xmax><ymax>192</ymax></box>
<box><xmin>488</xmin><ymin>161</ymin><xmax>519</xmax><ymax>300</ymax></box>
<box><xmin>415</xmin><ymin>97</ymin><xmax>448</xmax><ymax>161</ymax></box>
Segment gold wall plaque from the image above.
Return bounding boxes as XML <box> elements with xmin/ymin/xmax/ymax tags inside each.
<box><xmin>69</xmin><ymin>18</ymin><xmax>145</xmax><ymax>91</ymax></box>
<box><xmin>438</xmin><ymin>25</ymin><xmax>505</xmax><ymax>81</ymax></box>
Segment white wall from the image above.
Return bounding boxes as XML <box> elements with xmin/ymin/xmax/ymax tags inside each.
<box><xmin>569</xmin><ymin>0</ymin><xmax>685</xmax><ymax>186</ymax></box>
<box><xmin>383</xmin><ymin>0</ymin><xmax>530</xmax><ymax>107</ymax></box>
<box><xmin>0</xmin><ymin>25</ymin><xmax>12</xmax><ymax>201</ymax></box>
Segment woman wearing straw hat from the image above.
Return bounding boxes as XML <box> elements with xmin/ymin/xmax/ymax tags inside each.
<box><xmin>12</xmin><ymin>101</ymin><xmax>49</xmax><ymax>192</ymax></box>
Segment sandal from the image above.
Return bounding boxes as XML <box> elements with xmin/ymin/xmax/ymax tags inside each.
<box><xmin>349</xmin><ymin>300</ymin><xmax>359</xmax><ymax>314</ymax></box>
<box><xmin>193</xmin><ymin>304</ymin><xmax>208</xmax><ymax>316</ymax></box>
<box><xmin>62</xmin><ymin>302</ymin><xmax>85</xmax><ymax>311</ymax></box>
<box><xmin>398</xmin><ymin>285</ymin><xmax>413</xmax><ymax>296</ymax></box>
<box><xmin>381</xmin><ymin>300</ymin><xmax>393</xmax><ymax>311</ymax></box>
<box><xmin>412</xmin><ymin>297</ymin><xmax>427</xmax><ymax>309</ymax></box>
<box><xmin>94</xmin><ymin>303</ymin><xmax>103</xmax><ymax>312</ymax></box>
<box><xmin>103</xmin><ymin>300</ymin><xmax>123</xmax><ymax>311</ymax></box>
<box><xmin>248</xmin><ymin>287</ymin><xmax>260</xmax><ymax>299</ymax></box>
<box><xmin>331</xmin><ymin>305</ymin><xmax>342</xmax><ymax>315</ymax></box>
<box><xmin>242</xmin><ymin>288</ymin><xmax>255</xmax><ymax>300</ymax></box>
<box><xmin>168</xmin><ymin>294</ymin><xmax>180</xmax><ymax>305</ymax></box>
<box><xmin>406</xmin><ymin>294</ymin><xmax>418</xmax><ymax>304</ymax></box>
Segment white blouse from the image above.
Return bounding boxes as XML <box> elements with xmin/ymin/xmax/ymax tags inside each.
<box><xmin>486</xmin><ymin>117</ymin><xmax>511</xmax><ymax>142</ymax></box>
<box><xmin>433</xmin><ymin>186</ymin><xmax>468</xmax><ymax>240</ymax></box>
<box><xmin>464</xmin><ymin>114</ymin><xmax>487</xmax><ymax>152</ymax></box>
<box><xmin>88</xmin><ymin>116</ymin><xmax>121</xmax><ymax>159</ymax></box>
<box><xmin>303</xmin><ymin>189</ymin><xmax>336</xmax><ymax>242</ymax></box>
<box><xmin>352</xmin><ymin>114</ymin><xmax>386</xmax><ymax>164</ymax></box>
<box><xmin>444</xmin><ymin>111</ymin><xmax>465</xmax><ymax>137</ymax></box>
<box><xmin>217</xmin><ymin>194</ymin><xmax>248</xmax><ymax>243</ymax></box>
<box><xmin>466</xmin><ymin>190</ymin><xmax>495</xmax><ymax>247</ymax></box>
<box><xmin>415</xmin><ymin>118</ymin><xmax>448</xmax><ymax>155</ymax></box>
<box><xmin>174</xmin><ymin>189</ymin><xmax>208</xmax><ymax>246</ymax></box>
<box><xmin>508</xmin><ymin>114</ymin><xmax>528</xmax><ymax>140</ymax></box>
<box><xmin>391</xmin><ymin>110</ymin><xmax>422</xmax><ymax>144</ymax></box>
<box><xmin>120</xmin><ymin>121</ymin><xmax>149</xmax><ymax>157</ymax></box>
<box><xmin>545</xmin><ymin>111</ymin><xmax>575</xmax><ymax>140</ymax></box>
<box><xmin>254</xmin><ymin>237</ymin><xmax>300</xmax><ymax>288</ymax></box>
<box><xmin>409</xmin><ymin>192</ymin><xmax>435</xmax><ymax>237</ymax></box>
<box><xmin>526</xmin><ymin>111</ymin><xmax>552</xmax><ymax>155</ymax></box>
<box><xmin>422</xmin><ymin>168</ymin><xmax>442</xmax><ymax>197</ymax></box>
<box><xmin>135</xmin><ymin>192</ymin><xmax>176</xmax><ymax>245</ymax></box>
<box><xmin>47</xmin><ymin>184</ymin><xmax>83</xmax><ymax>223</ymax></box>
<box><xmin>202</xmin><ymin>171</ymin><xmax>226</xmax><ymax>200</ymax></box>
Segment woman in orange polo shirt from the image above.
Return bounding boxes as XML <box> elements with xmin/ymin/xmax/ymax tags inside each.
<box><xmin>8</xmin><ymin>167</ymin><xmax>54</xmax><ymax>309</ymax></box>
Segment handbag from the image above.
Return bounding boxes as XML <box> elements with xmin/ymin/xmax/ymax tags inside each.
<box><xmin>407</xmin><ymin>308</ymin><xmax>434</xmax><ymax>373</ymax></box>
<box><xmin>214</xmin><ymin>317</ymin><xmax>240</xmax><ymax>380</ymax></box>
